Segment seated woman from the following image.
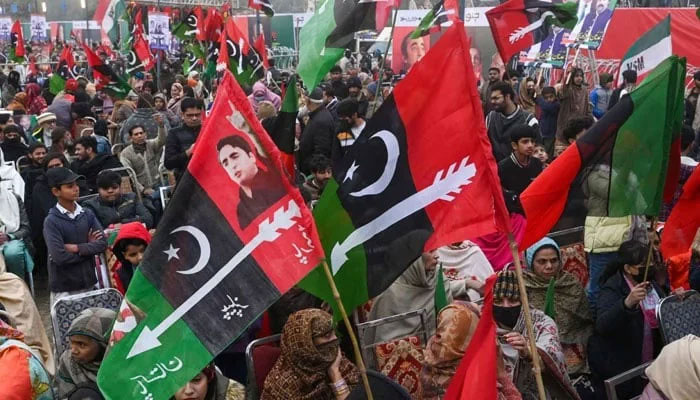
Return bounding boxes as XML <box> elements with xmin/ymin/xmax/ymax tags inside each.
<box><xmin>261</xmin><ymin>308</ymin><xmax>360</xmax><ymax>400</ymax></box>
<box><xmin>0</xmin><ymin>304</ymin><xmax>54</xmax><ymax>400</ymax></box>
<box><xmin>56</xmin><ymin>308</ymin><xmax>117</xmax><ymax>399</ymax></box>
<box><xmin>640</xmin><ymin>334</ymin><xmax>700</xmax><ymax>400</ymax></box>
<box><xmin>524</xmin><ymin>238</ymin><xmax>593</xmax><ymax>381</ymax></box>
<box><xmin>493</xmin><ymin>270</ymin><xmax>578</xmax><ymax>399</ymax></box>
<box><xmin>0</xmin><ymin>181</ymin><xmax>34</xmax><ymax>282</ymax></box>
<box><xmin>171</xmin><ymin>363</ymin><xmax>244</xmax><ymax>400</ymax></box>
<box><xmin>436</xmin><ymin>241</ymin><xmax>494</xmax><ymax>301</ymax></box>
<box><xmin>367</xmin><ymin>231</ymin><xmax>473</xmax><ymax>344</ymax></box>
<box><xmin>84</xmin><ymin>171</ymin><xmax>153</xmax><ymax>229</ymax></box>
<box><xmin>588</xmin><ymin>240</ymin><xmax>667</xmax><ymax>399</ymax></box>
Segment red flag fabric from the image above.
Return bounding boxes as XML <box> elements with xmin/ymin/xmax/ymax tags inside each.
<box><xmin>134</xmin><ymin>34</ymin><xmax>155</xmax><ymax>71</ymax></box>
<box><xmin>203</xmin><ymin>7</ymin><xmax>224</xmax><ymax>42</ymax></box>
<box><xmin>28</xmin><ymin>58</ymin><xmax>38</xmax><ymax>76</ymax></box>
<box><xmin>11</xmin><ymin>21</ymin><xmax>25</xmax><ymax>58</ymax></box>
<box><xmin>194</xmin><ymin>6</ymin><xmax>207</xmax><ymax>42</ymax></box>
<box><xmin>217</xmin><ymin>22</ymin><xmax>230</xmax><ymax>71</ymax></box>
<box><xmin>60</xmin><ymin>46</ymin><xmax>75</xmax><ymax>70</ymax></box>
<box><xmin>661</xmin><ymin>166</ymin><xmax>700</xmax><ymax>261</ymax></box>
<box><xmin>133</xmin><ymin>7</ymin><xmax>144</xmax><ymax>37</ymax></box>
<box><xmin>445</xmin><ymin>274</ymin><xmax>498</xmax><ymax>399</ymax></box>
<box><xmin>253</xmin><ymin>34</ymin><xmax>269</xmax><ymax>69</ymax></box>
<box><xmin>375</xmin><ymin>0</ymin><xmax>401</xmax><ymax>31</ymax></box>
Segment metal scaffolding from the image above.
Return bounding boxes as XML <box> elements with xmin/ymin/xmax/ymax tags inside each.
<box><xmin>130</xmin><ymin>0</ymin><xmax>245</xmax><ymax>6</ymax></box>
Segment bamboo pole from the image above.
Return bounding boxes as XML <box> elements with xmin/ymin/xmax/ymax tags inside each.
<box><xmin>643</xmin><ymin>217</ymin><xmax>657</xmax><ymax>282</ymax></box>
<box><xmin>507</xmin><ymin>233</ymin><xmax>547</xmax><ymax>400</ymax></box>
<box><xmin>371</xmin><ymin>6</ymin><xmax>399</xmax><ymax>116</ymax></box>
<box><xmin>321</xmin><ymin>260</ymin><xmax>374</xmax><ymax>400</ymax></box>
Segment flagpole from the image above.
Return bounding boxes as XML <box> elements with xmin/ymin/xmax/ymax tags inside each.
<box><xmin>642</xmin><ymin>217</ymin><xmax>657</xmax><ymax>282</ymax></box>
<box><xmin>507</xmin><ymin>233</ymin><xmax>547</xmax><ymax>400</ymax></box>
<box><xmin>321</xmin><ymin>260</ymin><xmax>374</xmax><ymax>400</ymax></box>
<box><xmin>371</xmin><ymin>6</ymin><xmax>399</xmax><ymax>116</ymax></box>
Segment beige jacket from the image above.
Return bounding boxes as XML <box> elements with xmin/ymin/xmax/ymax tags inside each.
<box><xmin>119</xmin><ymin>124</ymin><xmax>166</xmax><ymax>193</ymax></box>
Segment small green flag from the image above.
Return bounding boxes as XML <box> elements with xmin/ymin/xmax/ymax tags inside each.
<box><xmin>434</xmin><ymin>263</ymin><xmax>448</xmax><ymax>318</ymax></box>
<box><xmin>411</xmin><ymin>0</ymin><xmax>446</xmax><ymax>39</ymax></box>
<box><xmin>49</xmin><ymin>74</ymin><xmax>66</xmax><ymax>95</ymax></box>
<box><xmin>182</xmin><ymin>58</ymin><xmax>191</xmax><ymax>75</ymax></box>
<box><xmin>544</xmin><ymin>277</ymin><xmax>556</xmax><ymax>319</ymax></box>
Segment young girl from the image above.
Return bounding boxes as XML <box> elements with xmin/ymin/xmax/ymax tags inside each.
<box><xmin>172</xmin><ymin>364</ymin><xmax>244</xmax><ymax>400</ymax></box>
<box><xmin>111</xmin><ymin>222</ymin><xmax>152</xmax><ymax>295</ymax></box>
<box><xmin>533</xmin><ymin>143</ymin><xmax>549</xmax><ymax>167</ymax></box>
<box><xmin>57</xmin><ymin>307</ymin><xmax>117</xmax><ymax>399</ymax></box>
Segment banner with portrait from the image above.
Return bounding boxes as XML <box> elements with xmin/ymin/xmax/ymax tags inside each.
<box><xmin>519</xmin><ymin>26</ymin><xmax>570</xmax><ymax>69</ymax></box>
<box><xmin>0</xmin><ymin>18</ymin><xmax>12</xmax><ymax>41</ymax></box>
<box><xmin>148</xmin><ymin>12</ymin><xmax>171</xmax><ymax>50</ymax></box>
<box><xmin>30</xmin><ymin>15</ymin><xmax>48</xmax><ymax>42</ymax></box>
<box><xmin>563</xmin><ymin>0</ymin><xmax>618</xmax><ymax>50</ymax></box>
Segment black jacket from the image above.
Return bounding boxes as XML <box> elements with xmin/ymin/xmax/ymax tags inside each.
<box><xmin>29</xmin><ymin>175</ymin><xmax>57</xmax><ymax>241</ymax></box>
<box><xmin>71</xmin><ymin>154</ymin><xmax>123</xmax><ymax>195</ymax></box>
<box><xmin>486</xmin><ymin>107</ymin><xmax>540</xmax><ymax>162</ymax></box>
<box><xmin>21</xmin><ymin>164</ymin><xmax>44</xmax><ymax>210</ymax></box>
<box><xmin>0</xmin><ymin>140</ymin><xmax>28</xmax><ymax>162</ymax></box>
<box><xmin>299</xmin><ymin>107</ymin><xmax>335</xmax><ymax>175</ymax></box>
<box><xmin>588</xmin><ymin>272</ymin><xmax>664</xmax><ymax>398</ymax></box>
<box><xmin>497</xmin><ymin>154</ymin><xmax>542</xmax><ymax>214</ymax></box>
<box><xmin>164</xmin><ymin>124</ymin><xmax>200</xmax><ymax>181</ymax></box>
<box><xmin>84</xmin><ymin>192</ymin><xmax>154</xmax><ymax>229</ymax></box>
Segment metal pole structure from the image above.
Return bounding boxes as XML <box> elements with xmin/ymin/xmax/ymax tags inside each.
<box><xmin>157</xmin><ymin>0</ymin><xmax>162</xmax><ymax>93</ymax></box>
<box><xmin>85</xmin><ymin>0</ymin><xmax>90</xmax><ymax>45</ymax></box>
<box><xmin>255</xmin><ymin>10</ymin><xmax>261</xmax><ymax>38</ymax></box>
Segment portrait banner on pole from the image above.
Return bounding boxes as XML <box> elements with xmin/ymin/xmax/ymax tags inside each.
<box><xmin>148</xmin><ymin>12</ymin><xmax>171</xmax><ymax>50</ymax></box>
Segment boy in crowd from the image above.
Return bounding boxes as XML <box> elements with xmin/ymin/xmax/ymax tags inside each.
<box><xmin>533</xmin><ymin>144</ymin><xmax>549</xmax><ymax>167</ymax></box>
<box><xmin>535</xmin><ymin>86</ymin><xmax>560</xmax><ymax>156</ymax></box>
<box><xmin>303</xmin><ymin>154</ymin><xmax>332</xmax><ymax>202</ymax></box>
<box><xmin>84</xmin><ymin>171</ymin><xmax>154</xmax><ymax>229</ymax></box>
<box><xmin>110</xmin><ymin>221</ymin><xmax>152</xmax><ymax>294</ymax></box>
<box><xmin>43</xmin><ymin>168</ymin><xmax>107</xmax><ymax>306</ymax></box>
<box><xmin>497</xmin><ymin>125</ymin><xmax>543</xmax><ymax>215</ymax></box>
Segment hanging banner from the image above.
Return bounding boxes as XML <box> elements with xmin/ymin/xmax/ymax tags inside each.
<box><xmin>30</xmin><ymin>15</ymin><xmax>48</xmax><ymax>42</ymax></box>
<box><xmin>0</xmin><ymin>17</ymin><xmax>12</xmax><ymax>41</ymax></box>
<box><xmin>148</xmin><ymin>12</ymin><xmax>171</xmax><ymax>50</ymax></box>
<box><xmin>519</xmin><ymin>27</ymin><xmax>570</xmax><ymax>69</ymax></box>
<box><xmin>563</xmin><ymin>0</ymin><xmax>618</xmax><ymax>50</ymax></box>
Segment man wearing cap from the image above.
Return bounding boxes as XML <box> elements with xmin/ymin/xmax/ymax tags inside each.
<box><xmin>32</xmin><ymin>112</ymin><xmax>57</xmax><ymax>146</ymax></box>
<box><xmin>46</xmin><ymin>79</ymin><xmax>79</xmax><ymax>130</ymax></box>
<box><xmin>299</xmin><ymin>87</ymin><xmax>336</xmax><ymax>175</ymax></box>
<box><xmin>346</xmin><ymin>77</ymin><xmax>368</xmax><ymax>118</ymax></box>
<box><xmin>43</xmin><ymin>167</ymin><xmax>107</xmax><ymax>304</ymax></box>
<box><xmin>332</xmin><ymin>99</ymin><xmax>366</xmax><ymax>164</ymax></box>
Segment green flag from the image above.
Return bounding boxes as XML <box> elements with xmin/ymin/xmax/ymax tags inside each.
<box><xmin>411</xmin><ymin>0</ymin><xmax>447</xmax><ymax>39</ymax></box>
<box><xmin>434</xmin><ymin>263</ymin><xmax>448</xmax><ymax>317</ymax></box>
<box><xmin>103</xmin><ymin>0</ymin><xmax>127</xmax><ymax>46</ymax></box>
<box><xmin>49</xmin><ymin>74</ymin><xmax>66</xmax><ymax>95</ymax></box>
<box><xmin>543</xmin><ymin>277</ymin><xmax>556</xmax><ymax>319</ymax></box>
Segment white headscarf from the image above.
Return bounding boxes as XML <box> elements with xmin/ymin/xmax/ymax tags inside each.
<box><xmin>0</xmin><ymin>148</ymin><xmax>25</xmax><ymax>202</ymax></box>
<box><xmin>645</xmin><ymin>334</ymin><xmax>700</xmax><ymax>399</ymax></box>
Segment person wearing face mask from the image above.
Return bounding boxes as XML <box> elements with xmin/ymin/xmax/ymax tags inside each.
<box><xmin>248</xmin><ymin>81</ymin><xmax>281</xmax><ymax>114</ymax></box>
<box><xmin>524</xmin><ymin>237</ymin><xmax>594</xmax><ymax>395</ymax></box>
<box><xmin>492</xmin><ymin>269</ymin><xmax>578</xmax><ymax>400</ymax></box>
<box><xmin>518</xmin><ymin>77</ymin><xmax>537</xmax><ymax>115</ymax></box>
<box><xmin>261</xmin><ymin>308</ymin><xmax>360</xmax><ymax>400</ymax></box>
<box><xmin>587</xmin><ymin>240</ymin><xmax>666</xmax><ymax>399</ymax></box>
<box><xmin>0</xmin><ymin>125</ymin><xmax>28</xmax><ymax>163</ymax></box>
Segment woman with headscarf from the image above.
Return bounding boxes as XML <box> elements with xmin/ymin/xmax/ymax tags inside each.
<box><xmin>168</xmin><ymin>82</ymin><xmax>184</xmax><ymax>116</ymax></box>
<box><xmin>436</xmin><ymin>241</ymin><xmax>494</xmax><ymax>301</ymax></box>
<box><xmin>248</xmin><ymin>81</ymin><xmax>282</xmax><ymax>113</ymax></box>
<box><xmin>524</xmin><ymin>238</ymin><xmax>593</xmax><ymax>375</ymax></box>
<box><xmin>367</xmin><ymin>230</ymin><xmax>472</xmax><ymax>344</ymax></box>
<box><xmin>1</xmin><ymin>70</ymin><xmax>21</xmax><ymax>107</ymax></box>
<box><xmin>261</xmin><ymin>308</ymin><xmax>360</xmax><ymax>400</ymax></box>
<box><xmin>588</xmin><ymin>240</ymin><xmax>666</xmax><ymax>399</ymax></box>
<box><xmin>26</xmin><ymin>83</ymin><xmax>48</xmax><ymax>115</ymax></box>
<box><xmin>518</xmin><ymin>78</ymin><xmax>537</xmax><ymax>115</ymax></box>
<box><xmin>171</xmin><ymin>364</ymin><xmax>244</xmax><ymax>400</ymax></box>
<box><xmin>0</xmin><ymin>178</ymin><xmax>33</xmax><ymax>282</ymax></box>
<box><xmin>493</xmin><ymin>269</ymin><xmax>579</xmax><ymax>400</ymax></box>
<box><xmin>7</xmin><ymin>92</ymin><xmax>29</xmax><ymax>113</ymax></box>
<box><xmin>56</xmin><ymin>307</ymin><xmax>117</xmax><ymax>398</ymax></box>
<box><xmin>640</xmin><ymin>334</ymin><xmax>700</xmax><ymax>400</ymax></box>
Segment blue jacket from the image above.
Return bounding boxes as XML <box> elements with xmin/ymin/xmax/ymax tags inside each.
<box><xmin>535</xmin><ymin>97</ymin><xmax>560</xmax><ymax>139</ymax></box>
<box><xmin>590</xmin><ymin>86</ymin><xmax>612</xmax><ymax>119</ymax></box>
<box><xmin>43</xmin><ymin>205</ymin><xmax>107</xmax><ymax>292</ymax></box>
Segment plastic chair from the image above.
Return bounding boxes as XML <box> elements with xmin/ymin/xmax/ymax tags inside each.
<box><xmin>100</xmin><ymin>167</ymin><xmax>142</xmax><ymax>201</ymax></box>
<box><xmin>604</xmin><ymin>361</ymin><xmax>652</xmax><ymax>400</ymax></box>
<box><xmin>50</xmin><ymin>288</ymin><xmax>122</xmax><ymax>360</ymax></box>
<box><xmin>15</xmin><ymin>155</ymin><xmax>29</xmax><ymax>172</ymax></box>
<box><xmin>111</xmin><ymin>143</ymin><xmax>125</xmax><ymax>156</ymax></box>
<box><xmin>656</xmin><ymin>290</ymin><xmax>700</xmax><ymax>344</ymax></box>
<box><xmin>245</xmin><ymin>334</ymin><xmax>282</xmax><ymax>400</ymax></box>
<box><xmin>160</xmin><ymin>185</ymin><xmax>174</xmax><ymax>210</ymax></box>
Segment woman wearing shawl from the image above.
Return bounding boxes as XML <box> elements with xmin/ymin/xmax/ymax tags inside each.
<box><xmin>0</xmin><ymin>180</ymin><xmax>34</xmax><ymax>281</ymax></box>
<box><xmin>26</xmin><ymin>83</ymin><xmax>48</xmax><ymax>115</ymax></box>
<box><xmin>1</xmin><ymin>70</ymin><xmax>21</xmax><ymax>107</ymax></box>
<box><xmin>518</xmin><ymin>78</ymin><xmax>537</xmax><ymax>115</ymax></box>
<box><xmin>168</xmin><ymin>83</ymin><xmax>184</xmax><ymax>117</ymax></box>
<box><xmin>56</xmin><ymin>307</ymin><xmax>117</xmax><ymax>399</ymax></box>
<box><xmin>436</xmin><ymin>241</ymin><xmax>493</xmax><ymax>301</ymax></box>
<box><xmin>261</xmin><ymin>308</ymin><xmax>360</xmax><ymax>400</ymax></box>
<box><xmin>0</xmin><ymin>305</ymin><xmax>54</xmax><ymax>400</ymax></box>
<box><xmin>248</xmin><ymin>82</ymin><xmax>281</xmax><ymax>113</ymax></box>
<box><xmin>493</xmin><ymin>270</ymin><xmax>579</xmax><ymax>400</ymax></box>
<box><xmin>171</xmin><ymin>364</ymin><xmax>244</xmax><ymax>400</ymax></box>
<box><xmin>7</xmin><ymin>92</ymin><xmax>29</xmax><ymax>113</ymax></box>
<box><xmin>524</xmin><ymin>237</ymin><xmax>593</xmax><ymax>380</ymax></box>
<box><xmin>640</xmin><ymin>334</ymin><xmax>700</xmax><ymax>400</ymax></box>
<box><xmin>588</xmin><ymin>240</ymin><xmax>666</xmax><ymax>399</ymax></box>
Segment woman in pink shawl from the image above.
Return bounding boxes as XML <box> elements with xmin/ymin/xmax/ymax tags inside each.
<box><xmin>25</xmin><ymin>83</ymin><xmax>47</xmax><ymax>115</ymax></box>
<box><xmin>248</xmin><ymin>81</ymin><xmax>281</xmax><ymax>113</ymax></box>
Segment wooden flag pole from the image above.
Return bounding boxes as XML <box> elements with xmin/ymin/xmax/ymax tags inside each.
<box><xmin>507</xmin><ymin>233</ymin><xmax>547</xmax><ymax>400</ymax></box>
<box><xmin>643</xmin><ymin>217</ymin><xmax>658</xmax><ymax>282</ymax></box>
<box><xmin>371</xmin><ymin>6</ymin><xmax>399</xmax><ymax>116</ymax></box>
<box><xmin>321</xmin><ymin>260</ymin><xmax>374</xmax><ymax>400</ymax></box>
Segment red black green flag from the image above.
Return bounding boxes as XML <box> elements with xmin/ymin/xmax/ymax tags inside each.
<box><xmin>10</xmin><ymin>21</ymin><xmax>25</xmax><ymax>63</ymax></box>
<box><xmin>83</xmin><ymin>44</ymin><xmax>132</xmax><ymax>99</ymax></box>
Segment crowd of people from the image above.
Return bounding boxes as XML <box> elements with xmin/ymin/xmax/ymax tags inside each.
<box><xmin>0</xmin><ymin>38</ymin><xmax>699</xmax><ymax>400</ymax></box>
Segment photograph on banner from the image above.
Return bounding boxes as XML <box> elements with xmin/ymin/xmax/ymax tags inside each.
<box><xmin>519</xmin><ymin>26</ymin><xmax>571</xmax><ymax>69</ymax></box>
<box><xmin>563</xmin><ymin>0</ymin><xmax>618</xmax><ymax>49</ymax></box>
<box><xmin>148</xmin><ymin>12</ymin><xmax>171</xmax><ymax>50</ymax></box>
<box><xmin>0</xmin><ymin>17</ymin><xmax>12</xmax><ymax>41</ymax></box>
<box><xmin>31</xmin><ymin>15</ymin><xmax>48</xmax><ymax>42</ymax></box>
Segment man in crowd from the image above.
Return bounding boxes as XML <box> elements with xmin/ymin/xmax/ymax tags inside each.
<box><xmin>590</xmin><ymin>73</ymin><xmax>614</xmax><ymax>119</ymax></box>
<box><xmin>497</xmin><ymin>125</ymin><xmax>543</xmax><ymax>215</ymax></box>
<box><xmin>1</xmin><ymin>125</ymin><xmax>28</xmax><ymax>162</ymax></box>
<box><xmin>120</xmin><ymin>93</ymin><xmax>170</xmax><ymax>144</ymax></box>
<box><xmin>332</xmin><ymin>99</ymin><xmax>367</xmax><ymax>164</ymax></box>
<box><xmin>302</xmin><ymin>154</ymin><xmax>332</xmax><ymax>202</ymax></box>
<box><xmin>299</xmin><ymin>87</ymin><xmax>336</xmax><ymax>175</ymax></box>
<box><xmin>556</xmin><ymin>68</ymin><xmax>592</xmax><ymax>138</ymax></box>
<box><xmin>32</xmin><ymin>112</ymin><xmax>57</xmax><ymax>146</ymax></box>
<box><xmin>71</xmin><ymin>136</ymin><xmax>122</xmax><ymax>195</ymax></box>
<box><xmin>486</xmin><ymin>81</ymin><xmax>540</xmax><ymax>161</ymax></box>
<box><xmin>329</xmin><ymin>65</ymin><xmax>348</xmax><ymax>100</ymax></box>
<box><xmin>119</xmin><ymin>115</ymin><xmax>167</xmax><ymax>198</ymax></box>
<box><xmin>481</xmin><ymin>67</ymin><xmax>502</xmax><ymax>114</ymax></box>
<box><xmin>609</xmin><ymin>70</ymin><xmax>637</xmax><ymax>109</ymax></box>
<box><xmin>165</xmin><ymin>97</ymin><xmax>204</xmax><ymax>181</ymax></box>
<box><xmin>46</xmin><ymin>78</ymin><xmax>78</xmax><ymax>129</ymax></box>
<box><xmin>346</xmin><ymin>77</ymin><xmax>369</xmax><ymax>118</ymax></box>
<box><xmin>322</xmin><ymin>85</ymin><xmax>340</xmax><ymax>121</ymax></box>
<box><xmin>687</xmin><ymin>71</ymin><xmax>700</xmax><ymax>135</ymax></box>
<box><xmin>535</xmin><ymin>86</ymin><xmax>560</xmax><ymax>156</ymax></box>
<box><xmin>21</xmin><ymin>143</ymin><xmax>47</xmax><ymax>206</ymax></box>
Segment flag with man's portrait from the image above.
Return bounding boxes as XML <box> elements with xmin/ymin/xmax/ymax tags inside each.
<box><xmin>97</xmin><ymin>70</ymin><xmax>323</xmax><ymax>400</ymax></box>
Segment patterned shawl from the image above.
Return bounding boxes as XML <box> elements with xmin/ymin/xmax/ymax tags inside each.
<box><xmin>261</xmin><ymin>309</ymin><xmax>359</xmax><ymax>400</ymax></box>
<box><xmin>57</xmin><ymin>308</ymin><xmax>116</xmax><ymax>397</ymax></box>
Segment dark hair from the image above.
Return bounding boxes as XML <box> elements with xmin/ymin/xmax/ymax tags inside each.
<box><xmin>337</xmin><ymin>98</ymin><xmax>359</xmax><ymax>118</ymax></box>
<box><xmin>75</xmin><ymin>136</ymin><xmax>98</xmax><ymax>152</ymax></box>
<box><xmin>541</xmin><ymin>86</ymin><xmax>556</xmax><ymax>96</ymax></box>
<box><xmin>28</xmin><ymin>142</ymin><xmax>47</xmax><ymax>153</ymax></box>
<box><xmin>505</xmin><ymin>68</ymin><xmax>520</xmax><ymax>80</ymax></box>
<box><xmin>490</xmin><ymin>81</ymin><xmax>515</xmax><ymax>101</ymax></box>
<box><xmin>330</xmin><ymin>65</ymin><xmax>342</xmax><ymax>74</ymax></box>
<box><xmin>97</xmin><ymin>170</ymin><xmax>121</xmax><ymax>189</ymax></box>
<box><xmin>43</xmin><ymin>152</ymin><xmax>68</xmax><ymax>171</ymax></box>
<box><xmin>216</xmin><ymin>135</ymin><xmax>252</xmax><ymax>154</ymax></box>
<box><xmin>113</xmin><ymin>237</ymin><xmax>148</xmax><ymax>263</ymax></box>
<box><xmin>181</xmin><ymin>97</ymin><xmax>203</xmax><ymax>113</ymax></box>
<box><xmin>681</xmin><ymin>125</ymin><xmax>695</xmax><ymax>152</ymax></box>
<box><xmin>50</xmin><ymin>127</ymin><xmax>69</xmax><ymax>143</ymax></box>
<box><xmin>510</xmin><ymin>125</ymin><xmax>537</xmax><ymax>143</ymax></box>
<box><xmin>488</xmin><ymin>67</ymin><xmax>501</xmax><ymax>74</ymax></box>
<box><xmin>322</xmin><ymin>84</ymin><xmax>335</xmax><ymax>98</ymax></box>
<box><xmin>183</xmin><ymin>86</ymin><xmax>195</xmax><ymax>98</ymax></box>
<box><xmin>128</xmin><ymin>124</ymin><xmax>146</xmax><ymax>136</ymax></box>
<box><xmin>622</xmin><ymin>70</ymin><xmax>638</xmax><ymax>85</ymax></box>
<box><xmin>137</xmin><ymin>93</ymin><xmax>154</xmax><ymax>109</ymax></box>
<box><xmin>142</xmin><ymin>81</ymin><xmax>156</xmax><ymax>93</ymax></box>
<box><xmin>562</xmin><ymin>116</ymin><xmax>594</xmax><ymax>142</ymax></box>
<box><xmin>94</xmin><ymin>120</ymin><xmax>108</xmax><ymax>137</ymax></box>
<box><xmin>599</xmin><ymin>240</ymin><xmax>648</xmax><ymax>285</ymax></box>
<box><xmin>571</xmin><ymin>67</ymin><xmax>584</xmax><ymax>78</ymax></box>
<box><xmin>308</xmin><ymin>154</ymin><xmax>331</xmax><ymax>174</ymax></box>
<box><xmin>694</xmin><ymin>71</ymin><xmax>700</xmax><ymax>81</ymax></box>
<box><xmin>3</xmin><ymin>124</ymin><xmax>22</xmax><ymax>135</ymax></box>
<box><xmin>346</xmin><ymin>77</ymin><xmax>362</xmax><ymax>89</ymax></box>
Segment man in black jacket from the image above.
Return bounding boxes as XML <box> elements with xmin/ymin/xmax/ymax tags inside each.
<box><xmin>164</xmin><ymin>97</ymin><xmax>203</xmax><ymax>181</ymax></box>
<box><xmin>486</xmin><ymin>81</ymin><xmax>540</xmax><ymax>162</ymax></box>
<box><xmin>299</xmin><ymin>87</ymin><xmax>336</xmax><ymax>175</ymax></box>
<box><xmin>71</xmin><ymin>136</ymin><xmax>122</xmax><ymax>195</ymax></box>
<box><xmin>497</xmin><ymin>125</ymin><xmax>543</xmax><ymax>215</ymax></box>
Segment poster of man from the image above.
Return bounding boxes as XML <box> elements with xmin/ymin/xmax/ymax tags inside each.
<box><xmin>565</xmin><ymin>0</ymin><xmax>617</xmax><ymax>49</ymax></box>
<box><xmin>392</xmin><ymin>28</ymin><xmax>430</xmax><ymax>74</ymax></box>
<box><xmin>0</xmin><ymin>18</ymin><xmax>10</xmax><ymax>41</ymax></box>
<box><xmin>30</xmin><ymin>15</ymin><xmax>48</xmax><ymax>42</ymax></box>
<box><xmin>520</xmin><ymin>25</ymin><xmax>570</xmax><ymax>68</ymax></box>
<box><xmin>148</xmin><ymin>12</ymin><xmax>171</xmax><ymax>50</ymax></box>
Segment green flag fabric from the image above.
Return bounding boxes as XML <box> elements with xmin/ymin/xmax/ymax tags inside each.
<box><xmin>434</xmin><ymin>264</ymin><xmax>448</xmax><ymax>317</ymax></box>
<box><xmin>411</xmin><ymin>0</ymin><xmax>446</xmax><ymax>39</ymax></box>
<box><xmin>49</xmin><ymin>74</ymin><xmax>66</xmax><ymax>95</ymax></box>
<box><xmin>104</xmin><ymin>0</ymin><xmax>127</xmax><ymax>46</ymax></box>
<box><xmin>543</xmin><ymin>277</ymin><xmax>556</xmax><ymax>319</ymax></box>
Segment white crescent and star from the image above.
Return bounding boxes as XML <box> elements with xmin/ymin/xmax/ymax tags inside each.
<box><xmin>346</xmin><ymin>130</ymin><xmax>399</xmax><ymax>198</ymax></box>
<box><xmin>163</xmin><ymin>225</ymin><xmax>212</xmax><ymax>275</ymax></box>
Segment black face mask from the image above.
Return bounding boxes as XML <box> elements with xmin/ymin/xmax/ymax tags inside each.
<box><xmin>493</xmin><ymin>304</ymin><xmax>521</xmax><ymax>329</ymax></box>
<box><xmin>629</xmin><ymin>266</ymin><xmax>652</xmax><ymax>284</ymax></box>
<box><xmin>337</xmin><ymin>119</ymin><xmax>352</xmax><ymax>133</ymax></box>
